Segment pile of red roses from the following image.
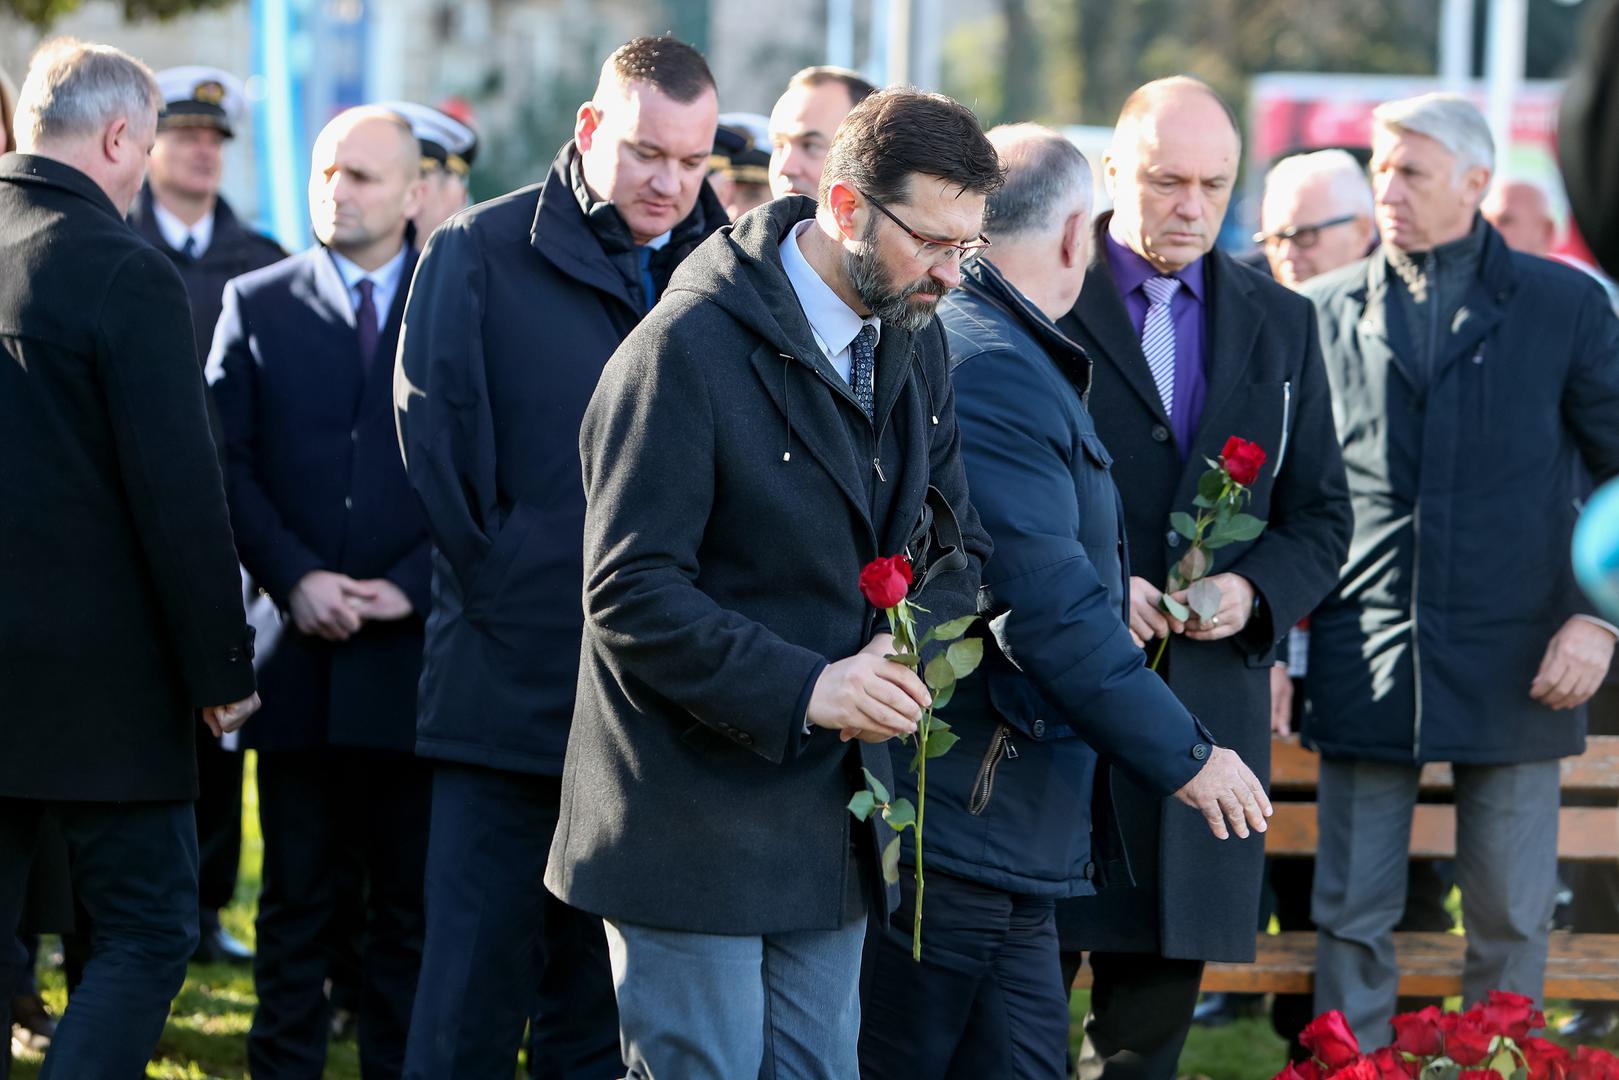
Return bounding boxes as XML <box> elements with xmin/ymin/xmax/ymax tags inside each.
<box><xmin>1276</xmin><ymin>994</ymin><xmax>1619</xmax><ymax>1080</ymax></box>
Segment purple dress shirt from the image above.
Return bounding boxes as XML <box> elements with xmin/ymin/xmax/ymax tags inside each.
<box><xmin>1105</xmin><ymin>231</ymin><xmax>1209</xmax><ymax>456</ymax></box>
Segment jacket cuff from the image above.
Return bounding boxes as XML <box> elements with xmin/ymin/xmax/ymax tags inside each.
<box><xmin>788</xmin><ymin>659</ymin><xmax>828</xmax><ymax>761</ymax></box>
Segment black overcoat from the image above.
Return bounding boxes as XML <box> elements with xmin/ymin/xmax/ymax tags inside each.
<box><xmin>544</xmin><ymin>197</ymin><xmax>991</xmax><ymax>935</ymax></box>
<box><xmin>210</xmin><ymin>247</ymin><xmax>429</xmax><ymax>753</ymax></box>
<box><xmin>1055</xmin><ymin>213</ymin><xmax>1352</xmax><ymax>962</ymax></box>
<box><xmin>394</xmin><ymin>145</ymin><xmax>727</xmax><ymax>776</ymax></box>
<box><xmin>1301</xmin><ymin>224</ymin><xmax>1619</xmax><ymax>766</ymax></box>
<box><xmin>0</xmin><ymin>153</ymin><xmax>256</xmax><ymax>801</ymax></box>
<box><xmin>128</xmin><ymin>183</ymin><xmax>286</xmax><ymax>366</ymax></box>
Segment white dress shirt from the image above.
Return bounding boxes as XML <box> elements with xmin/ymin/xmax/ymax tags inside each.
<box><xmin>778</xmin><ymin>219</ymin><xmax>880</xmax><ymax>384</ymax></box>
<box><xmin>328</xmin><ymin>246</ymin><xmax>410</xmax><ymax>334</ymax></box>
<box><xmin>152</xmin><ymin>199</ymin><xmax>216</xmax><ymax>258</ymax></box>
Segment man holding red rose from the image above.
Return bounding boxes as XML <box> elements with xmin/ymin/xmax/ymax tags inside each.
<box><xmin>1302</xmin><ymin>93</ymin><xmax>1619</xmax><ymax>1047</ymax></box>
<box><xmin>1054</xmin><ymin>77</ymin><xmax>1351</xmax><ymax>1078</ymax></box>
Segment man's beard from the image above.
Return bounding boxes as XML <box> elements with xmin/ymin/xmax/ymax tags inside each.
<box><xmin>843</xmin><ymin>218</ymin><xmax>946</xmax><ymax>333</ymax></box>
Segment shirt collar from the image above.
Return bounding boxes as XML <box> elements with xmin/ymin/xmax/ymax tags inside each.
<box><xmin>642</xmin><ymin>229</ymin><xmax>673</xmax><ymax>252</ymax></box>
<box><xmin>779</xmin><ymin>219</ymin><xmax>880</xmax><ymax>357</ymax></box>
<box><xmin>1104</xmin><ymin>225</ymin><xmax>1206</xmax><ymax>302</ymax></box>
<box><xmin>151</xmin><ymin>198</ymin><xmax>215</xmax><ymax>255</ymax></box>
<box><xmin>328</xmin><ymin>244</ymin><xmax>409</xmax><ymax>297</ymax></box>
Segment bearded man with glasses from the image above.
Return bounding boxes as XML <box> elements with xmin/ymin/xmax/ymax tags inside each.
<box><xmin>546</xmin><ymin>87</ymin><xmax>999</xmax><ymax>1078</ymax></box>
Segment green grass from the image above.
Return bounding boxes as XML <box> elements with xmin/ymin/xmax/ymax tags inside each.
<box><xmin>11</xmin><ymin>768</ymin><xmax>1619</xmax><ymax>1079</ymax></box>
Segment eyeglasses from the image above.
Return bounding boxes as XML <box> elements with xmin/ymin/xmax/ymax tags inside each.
<box><xmin>859</xmin><ymin>188</ymin><xmax>992</xmax><ymax>267</ymax></box>
<box><xmin>1253</xmin><ymin>213</ymin><xmax>1360</xmax><ymax>250</ymax></box>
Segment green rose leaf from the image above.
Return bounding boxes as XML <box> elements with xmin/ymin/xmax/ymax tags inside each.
<box><xmin>861</xmin><ymin>766</ymin><xmax>891</xmax><ymax>805</ymax></box>
<box><xmin>1161</xmin><ymin>593</ymin><xmax>1191</xmax><ymax>622</ymax></box>
<box><xmin>930</xmin><ymin>679</ymin><xmax>956</xmax><ymax>711</ymax></box>
<box><xmin>921</xmin><ymin>614</ymin><xmax>978</xmax><ymax>647</ymax></box>
<box><xmin>1186</xmin><ymin>577</ymin><xmax>1223</xmax><ymax>621</ymax></box>
<box><xmin>1220</xmin><ymin>513</ymin><xmax>1267</xmax><ymax>543</ymax></box>
<box><xmin>1201</xmin><ymin>534</ymin><xmax>1234</xmax><ymax>551</ymax></box>
<box><xmin>848</xmin><ymin>790</ymin><xmax>877</xmax><ymax>821</ymax></box>
<box><xmin>924</xmin><ymin>654</ymin><xmax>957</xmax><ymax>693</ymax></box>
<box><xmin>946</xmin><ymin>637</ymin><xmax>983</xmax><ymax>679</ymax></box>
<box><xmin>1170</xmin><ymin>511</ymin><xmax>1198</xmax><ymax>540</ymax></box>
<box><xmin>1192</xmin><ymin>494</ymin><xmax>1214</xmax><ymax>510</ymax></box>
<box><xmin>885</xmin><ymin>652</ymin><xmax>920</xmax><ymax>668</ymax></box>
<box><xmin>1177</xmin><ymin>547</ymin><xmax>1209</xmax><ymax>582</ymax></box>
<box><xmin>881</xmin><ymin>834</ymin><xmax>903</xmax><ymax>884</ymax></box>
<box><xmin>926</xmin><ymin>729</ymin><xmax>960</xmax><ymax>758</ymax></box>
<box><xmin>884</xmin><ymin>797</ymin><xmax>916</xmax><ymax>830</ymax></box>
<box><xmin>1197</xmin><ymin>468</ymin><xmax>1225</xmax><ymax>502</ymax></box>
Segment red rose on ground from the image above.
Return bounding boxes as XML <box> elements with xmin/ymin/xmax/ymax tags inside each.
<box><xmin>1572</xmin><ymin>1046</ymin><xmax>1619</xmax><ymax>1080</ymax></box>
<box><xmin>1480</xmin><ymin>989</ymin><xmax>1545</xmax><ymax>1040</ymax></box>
<box><xmin>858</xmin><ymin>554</ymin><xmax>912</xmax><ymax>609</ymax></box>
<box><xmin>1302</xmin><ymin>1010</ymin><xmax>1362</xmax><ymax>1070</ymax></box>
<box><xmin>1220</xmin><ymin>435</ymin><xmax>1268</xmax><ymax>486</ymax></box>
<box><xmin>1521</xmin><ymin>1035</ymin><xmax>1572</xmax><ymax>1080</ymax></box>
<box><xmin>1326</xmin><ymin>1057</ymin><xmax>1378</xmax><ymax>1080</ymax></box>
<box><xmin>1368</xmin><ymin>1046</ymin><xmax>1418</xmax><ymax>1079</ymax></box>
<box><xmin>1389</xmin><ymin>1005</ymin><xmax>1444</xmax><ymax>1056</ymax></box>
<box><xmin>1275</xmin><ymin>1061</ymin><xmax>1319</xmax><ymax>1080</ymax></box>
<box><xmin>1457</xmin><ymin>1072</ymin><xmax>1502</xmax><ymax>1080</ymax></box>
<box><xmin>1444</xmin><ymin>1015</ymin><xmax>1497</xmax><ymax>1066</ymax></box>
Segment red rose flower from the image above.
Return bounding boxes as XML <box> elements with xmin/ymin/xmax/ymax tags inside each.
<box><xmin>1443</xmin><ymin>1015</ymin><xmax>1497</xmax><ymax>1066</ymax></box>
<box><xmin>1572</xmin><ymin>1046</ymin><xmax>1619</xmax><ymax>1080</ymax></box>
<box><xmin>858</xmin><ymin>554</ymin><xmax>912</xmax><ymax>610</ymax></box>
<box><xmin>1458</xmin><ymin>1072</ymin><xmax>1502</xmax><ymax>1080</ymax></box>
<box><xmin>1480</xmin><ymin>989</ymin><xmax>1545</xmax><ymax>1041</ymax></box>
<box><xmin>1521</xmin><ymin>1035</ymin><xmax>1572</xmax><ymax>1080</ymax></box>
<box><xmin>1302</xmin><ymin>1010</ymin><xmax>1362</xmax><ymax>1070</ymax></box>
<box><xmin>1221</xmin><ymin>435</ymin><xmax>1268</xmax><ymax>486</ymax></box>
<box><xmin>1275</xmin><ymin>1061</ymin><xmax>1318</xmax><ymax>1080</ymax></box>
<box><xmin>1368</xmin><ymin>1047</ymin><xmax>1418</xmax><ymax>1079</ymax></box>
<box><xmin>1389</xmin><ymin>1005</ymin><xmax>1444</xmax><ymax>1057</ymax></box>
<box><xmin>1327</xmin><ymin>1057</ymin><xmax>1378</xmax><ymax>1080</ymax></box>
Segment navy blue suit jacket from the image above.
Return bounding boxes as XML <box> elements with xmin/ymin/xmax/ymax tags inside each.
<box><xmin>211</xmin><ymin>245</ymin><xmax>429</xmax><ymax>753</ymax></box>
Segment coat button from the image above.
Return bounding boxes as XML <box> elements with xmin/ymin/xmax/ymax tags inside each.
<box><xmin>736</xmin><ymin>732</ymin><xmax>754</xmax><ymax>746</ymax></box>
<box><xmin>344</xmin><ymin>496</ymin><xmax>353</xmax><ymax>510</ymax></box>
<box><xmin>1151</xmin><ymin>424</ymin><xmax>1170</xmax><ymax>443</ymax></box>
<box><xmin>1083</xmin><ymin>861</ymin><xmax>1096</xmax><ymax>881</ymax></box>
<box><xmin>1191</xmin><ymin>742</ymin><xmax>1209</xmax><ymax>761</ymax></box>
<box><xmin>1031</xmin><ymin>719</ymin><xmax>1046</xmax><ymax>738</ymax></box>
<box><xmin>351</xmin><ymin>429</ymin><xmax>359</xmax><ymax>443</ymax></box>
<box><xmin>1166</xmin><ymin>530</ymin><xmax>1180</xmax><ymax>548</ymax></box>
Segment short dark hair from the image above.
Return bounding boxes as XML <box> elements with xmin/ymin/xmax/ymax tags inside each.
<box><xmin>786</xmin><ymin>65</ymin><xmax>877</xmax><ymax>110</ymax></box>
<box><xmin>818</xmin><ymin>88</ymin><xmax>1003</xmax><ymax>207</ymax></box>
<box><xmin>605</xmin><ymin>35</ymin><xmax>715</xmax><ymax>104</ymax></box>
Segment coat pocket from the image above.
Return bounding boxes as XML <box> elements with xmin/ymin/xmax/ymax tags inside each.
<box><xmin>968</xmin><ymin>722</ymin><xmax>1017</xmax><ymax>815</ymax></box>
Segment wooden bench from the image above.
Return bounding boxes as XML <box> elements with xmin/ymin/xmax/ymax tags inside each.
<box><xmin>1073</xmin><ymin>735</ymin><xmax>1619</xmax><ymax>998</ymax></box>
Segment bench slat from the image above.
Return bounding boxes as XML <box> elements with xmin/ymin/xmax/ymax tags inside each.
<box><xmin>1269</xmin><ymin>736</ymin><xmax>1619</xmax><ymax>795</ymax></box>
<box><xmin>1071</xmin><ymin>933</ymin><xmax>1619</xmax><ymax>999</ymax></box>
<box><xmin>1264</xmin><ymin>804</ymin><xmax>1619</xmax><ymax>861</ymax></box>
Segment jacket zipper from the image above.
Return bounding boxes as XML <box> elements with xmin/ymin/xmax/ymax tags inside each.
<box><xmin>1273</xmin><ymin>380</ymin><xmax>1292</xmax><ymax>478</ymax></box>
<box><xmin>1411</xmin><ymin>252</ymin><xmax>1438</xmax><ymax>761</ymax></box>
<box><xmin>968</xmin><ymin>723</ymin><xmax>1017</xmax><ymax>815</ymax></box>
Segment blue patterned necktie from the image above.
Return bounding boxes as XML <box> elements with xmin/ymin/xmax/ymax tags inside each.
<box><xmin>1141</xmin><ymin>275</ymin><xmax>1183</xmax><ymax>419</ymax></box>
<box><xmin>180</xmin><ymin>234</ymin><xmax>198</xmax><ymax>263</ymax></box>
<box><xmin>850</xmin><ymin>323</ymin><xmax>877</xmax><ymax>422</ymax></box>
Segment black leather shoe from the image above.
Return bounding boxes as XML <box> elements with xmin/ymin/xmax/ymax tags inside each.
<box><xmin>192</xmin><ymin>924</ymin><xmax>255</xmax><ymax>965</ymax></box>
<box><xmin>1191</xmin><ymin>992</ymin><xmax>1266</xmax><ymax>1027</ymax></box>
<box><xmin>9</xmin><ymin>991</ymin><xmax>57</xmax><ymax>1051</ymax></box>
<box><xmin>1560</xmin><ymin>1005</ymin><xmax>1619</xmax><ymax>1041</ymax></box>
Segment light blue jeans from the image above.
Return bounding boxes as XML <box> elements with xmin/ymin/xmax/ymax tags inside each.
<box><xmin>604</xmin><ymin>915</ymin><xmax>867</xmax><ymax>1080</ymax></box>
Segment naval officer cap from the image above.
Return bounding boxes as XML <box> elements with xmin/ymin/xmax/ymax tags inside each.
<box><xmin>156</xmin><ymin>66</ymin><xmax>246</xmax><ymax>138</ymax></box>
<box><xmin>379</xmin><ymin>100</ymin><xmax>479</xmax><ymax>178</ymax></box>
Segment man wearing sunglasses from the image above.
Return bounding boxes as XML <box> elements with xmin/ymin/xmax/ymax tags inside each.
<box><xmin>1256</xmin><ymin>149</ymin><xmax>1376</xmax><ymax>291</ymax></box>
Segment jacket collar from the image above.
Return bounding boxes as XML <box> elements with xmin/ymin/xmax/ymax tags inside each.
<box><xmin>130</xmin><ymin>182</ymin><xmax>249</xmax><ymax>255</ymax></box>
<box><xmin>0</xmin><ymin>152</ymin><xmax>124</xmax><ymax>222</ymax></box>
<box><xmin>962</xmin><ymin>258</ymin><xmax>1092</xmax><ymax>395</ymax></box>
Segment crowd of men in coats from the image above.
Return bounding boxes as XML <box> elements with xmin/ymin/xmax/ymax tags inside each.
<box><xmin>1</xmin><ymin>9</ymin><xmax>1619</xmax><ymax>1077</ymax></box>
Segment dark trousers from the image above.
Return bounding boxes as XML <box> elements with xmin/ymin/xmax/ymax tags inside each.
<box><xmin>0</xmin><ymin>798</ymin><xmax>198</xmax><ymax>1080</ymax></box>
<box><xmin>249</xmin><ymin>747</ymin><xmax>431</xmax><ymax>1080</ymax></box>
<box><xmin>403</xmin><ymin>763</ymin><xmax>620</xmax><ymax>1080</ymax></box>
<box><xmin>1060</xmin><ymin>950</ymin><xmax>1204</xmax><ymax>1080</ymax></box>
<box><xmin>860</xmin><ymin>870</ymin><xmax>1070</xmax><ymax>1080</ymax></box>
<box><xmin>194</xmin><ymin>718</ymin><xmax>244</xmax><ymax>915</ymax></box>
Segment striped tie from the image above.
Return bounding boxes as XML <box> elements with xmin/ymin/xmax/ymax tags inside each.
<box><xmin>1141</xmin><ymin>275</ymin><xmax>1182</xmax><ymax>419</ymax></box>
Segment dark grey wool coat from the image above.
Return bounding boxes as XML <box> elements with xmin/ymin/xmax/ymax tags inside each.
<box><xmin>545</xmin><ymin>196</ymin><xmax>991</xmax><ymax>935</ymax></box>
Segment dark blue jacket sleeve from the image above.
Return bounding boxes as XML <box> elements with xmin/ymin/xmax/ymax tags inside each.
<box><xmin>952</xmin><ymin>346</ymin><xmax>1207</xmax><ymax>798</ymax></box>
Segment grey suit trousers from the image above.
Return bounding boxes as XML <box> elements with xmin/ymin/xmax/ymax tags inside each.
<box><xmin>1311</xmin><ymin>756</ymin><xmax>1559</xmax><ymax>1047</ymax></box>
